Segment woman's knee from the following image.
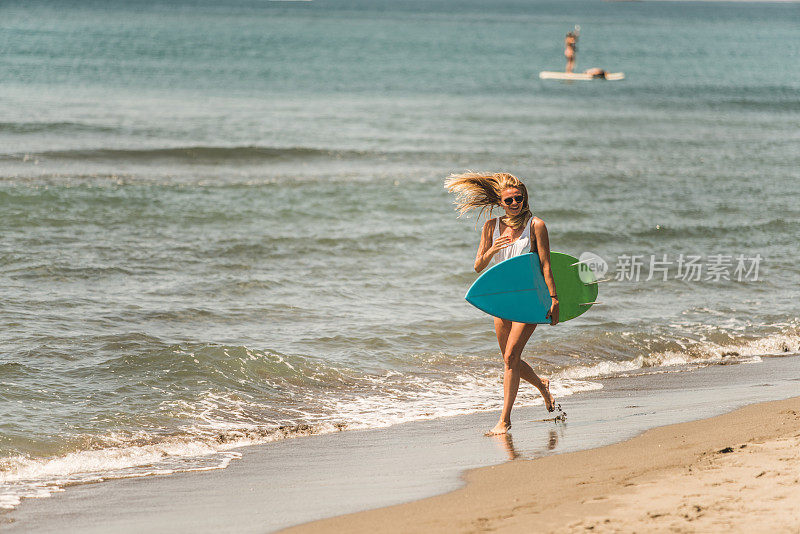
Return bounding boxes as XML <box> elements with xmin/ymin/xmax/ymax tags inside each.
<box><xmin>494</xmin><ymin>317</ymin><xmax>512</xmax><ymax>330</ymax></box>
<box><xmin>503</xmin><ymin>350</ymin><xmax>521</xmax><ymax>370</ymax></box>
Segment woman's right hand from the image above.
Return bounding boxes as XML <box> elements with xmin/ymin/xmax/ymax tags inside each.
<box><xmin>474</xmin><ymin>221</ymin><xmax>513</xmax><ymax>273</ymax></box>
<box><xmin>488</xmin><ymin>235</ymin><xmax>513</xmax><ymax>255</ymax></box>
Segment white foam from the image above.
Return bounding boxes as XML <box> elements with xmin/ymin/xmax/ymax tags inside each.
<box><xmin>0</xmin><ymin>440</ymin><xmax>241</xmax><ymax>509</ymax></box>
<box><xmin>555</xmin><ymin>358</ymin><xmax>643</xmax><ymax>380</ymax></box>
<box><xmin>554</xmin><ymin>330</ymin><xmax>800</xmax><ymax>381</ymax></box>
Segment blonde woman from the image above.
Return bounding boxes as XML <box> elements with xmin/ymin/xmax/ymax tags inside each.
<box><xmin>445</xmin><ymin>172</ymin><xmax>557</xmax><ymax>435</ymax></box>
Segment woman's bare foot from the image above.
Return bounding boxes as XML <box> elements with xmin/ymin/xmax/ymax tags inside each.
<box><xmin>486</xmin><ymin>420</ymin><xmax>511</xmax><ymax>436</ymax></box>
<box><xmin>541</xmin><ymin>378</ymin><xmax>555</xmax><ymax>412</ymax></box>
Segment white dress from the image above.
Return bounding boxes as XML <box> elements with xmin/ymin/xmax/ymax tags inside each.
<box><xmin>492</xmin><ymin>217</ymin><xmax>535</xmax><ymax>264</ymax></box>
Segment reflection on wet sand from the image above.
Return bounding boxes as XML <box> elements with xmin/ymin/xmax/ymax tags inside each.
<box><xmin>489</xmin><ymin>424</ymin><xmax>565</xmax><ymax>460</ymax></box>
<box><xmin>548</xmin><ymin>429</ymin><xmax>559</xmax><ymax>451</ymax></box>
<box><xmin>490</xmin><ymin>433</ymin><xmax>519</xmax><ymax>460</ymax></box>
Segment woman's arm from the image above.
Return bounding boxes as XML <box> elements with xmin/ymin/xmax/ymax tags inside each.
<box><xmin>474</xmin><ymin>219</ymin><xmax>511</xmax><ymax>273</ymax></box>
<box><xmin>533</xmin><ymin>218</ymin><xmax>560</xmax><ymax>325</ymax></box>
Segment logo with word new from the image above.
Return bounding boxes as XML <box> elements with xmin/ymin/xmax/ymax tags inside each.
<box><xmin>577</xmin><ymin>251</ymin><xmax>608</xmax><ymax>283</ymax></box>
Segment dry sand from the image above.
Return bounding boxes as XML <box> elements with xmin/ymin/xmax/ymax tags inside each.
<box><xmin>285</xmin><ymin>396</ymin><xmax>800</xmax><ymax>533</ymax></box>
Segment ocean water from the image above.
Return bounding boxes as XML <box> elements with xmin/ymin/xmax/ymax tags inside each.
<box><xmin>2</xmin><ymin>0</ymin><xmax>800</xmax><ymax>510</ymax></box>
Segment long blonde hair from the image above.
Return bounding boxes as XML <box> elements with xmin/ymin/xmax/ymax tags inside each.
<box><xmin>444</xmin><ymin>171</ymin><xmax>532</xmax><ymax>229</ymax></box>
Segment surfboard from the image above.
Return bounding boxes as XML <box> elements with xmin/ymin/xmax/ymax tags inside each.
<box><xmin>539</xmin><ymin>71</ymin><xmax>625</xmax><ymax>81</ymax></box>
<box><xmin>465</xmin><ymin>252</ymin><xmax>598</xmax><ymax>324</ymax></box>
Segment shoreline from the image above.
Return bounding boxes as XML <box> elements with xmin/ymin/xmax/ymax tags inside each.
<box><xmin>4</xmin><ymin>355</ymin><xmax>800</xmax><ymax>533</ymax></box>
<box><xmin>286</xmin><ymin>394</ymin><xmax>800</xmax><ymax>533</ymax></box>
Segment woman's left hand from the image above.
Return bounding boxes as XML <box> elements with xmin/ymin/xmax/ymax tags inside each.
<box><xmin>546</xmin><ymin>298</ymin><xmax>559</xmax><ymax>326</ymax></box>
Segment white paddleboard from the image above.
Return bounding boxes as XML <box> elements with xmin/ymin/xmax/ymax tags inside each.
<box><xmin>539</xmin><ymin>71</ymin><xmax>625</xmax><ymax>81</ymax></box>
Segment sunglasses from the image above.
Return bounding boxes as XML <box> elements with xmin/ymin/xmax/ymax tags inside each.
<box><xmin>502</xmin><ymin>195</ymin><xmax>524</xmax><ymax>206</ymax></box>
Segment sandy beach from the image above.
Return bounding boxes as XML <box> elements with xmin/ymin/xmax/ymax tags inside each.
<box><xmin>288</xmin><ymin>395</ymin><xmax>800</xmax><ymax>533</ymax></box>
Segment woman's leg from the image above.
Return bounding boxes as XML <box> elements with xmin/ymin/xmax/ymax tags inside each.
<box><xmin>519</xmin><ymin>359</ymin><xmax>555</xmax><ymax>412</ymax></box>
<box><xmin>494</xmin><ymin>318</ymin><xmax>555</xmax><ymax>412</ymax></box>
<box><xmin>488</xmin><ymin>321</ymin><xmax>537</xmax><ymax>435</ymax></box>
<box><xmin>566</xmin><ymin>50</ymin><xmax>576</xmax><ymax>73</ymax></box>
<box><xmin>493</xmin><ymin>316</ymin><xmax>512</xmax><ymax>353</ymax></box>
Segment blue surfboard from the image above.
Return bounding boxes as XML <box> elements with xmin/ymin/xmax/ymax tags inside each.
<box><xmin>465</xmin><ymin>252</ymin><xmax>598</xmax><ymax>324</ymax></box>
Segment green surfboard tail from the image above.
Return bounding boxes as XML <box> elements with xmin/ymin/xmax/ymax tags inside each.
<box><xmin>549</xmin><ymin>252</ymin><xmax>599</xmax><ymax>322</ymax></box>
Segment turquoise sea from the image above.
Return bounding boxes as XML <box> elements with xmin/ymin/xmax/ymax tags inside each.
<box><xmin>1</xmin><ymin>0</ymin><xmax>799</xmax><ymax>510</ymax></box>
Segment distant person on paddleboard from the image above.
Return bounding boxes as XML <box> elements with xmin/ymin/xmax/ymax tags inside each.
<box><xmin>445</xmin><ymin>172</ymin><xmax>558</xmax><ymax>436</ymax></box>
<box><xmin>564</xmin><ymin>28</ymin><xmax>578</xmax><ymax>73</ymax></box>
<box><xmin>584</xmin><ymin>67</ymin><xmax>608</xmax><ymax>79</ymax></box>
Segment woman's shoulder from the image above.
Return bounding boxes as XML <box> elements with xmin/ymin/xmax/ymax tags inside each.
<box><xmin>482</xmin><ymin>218</ymin><xmax>497</xmax><ymax>231</ymax></box>
<box><xmin>530</xmin><ymin>216</ymin><xmax>549</xmax><ymax>237</ymax></box>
